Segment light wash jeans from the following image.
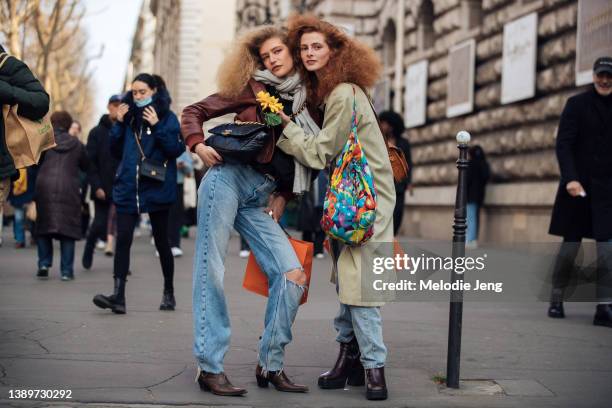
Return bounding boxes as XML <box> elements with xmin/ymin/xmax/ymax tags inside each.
<box><xmin>334</xmin><ymin>303</ymin><xmax>387</xmax><ymax>369</ymax></box>
<box><xmin>466</xmin><ymin>202</ymin><xmax>479</xmax><ymax>243</ymax></box>
<box><xmin>192</xmin><ymin>163</ymin><xmax>304</xmax><ymax>374</ymax></box>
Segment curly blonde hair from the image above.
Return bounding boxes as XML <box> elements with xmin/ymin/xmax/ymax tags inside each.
<box><xmin>216</xmin><ymin>25</ymin><xmax>288</xmax><ymax>98</ymax></box>
<box><xmin>287</xmin><ymin>14</ymin><xmax>382</xmax><ymax>104</ymax></box>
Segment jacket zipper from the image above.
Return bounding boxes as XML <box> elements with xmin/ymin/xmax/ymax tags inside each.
<box><xmin>134</xmin><ymin>121</ymin><xmax>141</xmax><ymax>214</ymax></box>
<box><xmin>136</xmin><ymin>161</ymin><xmax>141</xmax><ymax>213</ymax></box>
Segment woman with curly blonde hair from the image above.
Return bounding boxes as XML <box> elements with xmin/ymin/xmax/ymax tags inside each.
<box><xmin>181</xmin><ymin>25</ymin><xmax>321</xmax><ymax>396</ymax></box>
<box><xmin>277</xmin><ymin>15</ymin><xmax>396</xmax><ymax>401</ymax></box>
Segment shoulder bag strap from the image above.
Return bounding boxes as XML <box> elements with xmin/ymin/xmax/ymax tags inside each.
<box><xmin>132</xmin><ymin>125</ymin><xmax>146</xmax><ymax>160</ymax></box>
<box><xmin>357</xmin><ymin>85</ymin><xmax>393</xmax><ymax>149</ymax></box>
<box><xmin>0</xmin><ymin>53</ymin><xmax>9</xmax><ymax>70</ymax></box>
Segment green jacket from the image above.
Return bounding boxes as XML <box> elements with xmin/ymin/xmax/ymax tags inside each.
<box><xmin>0</xmin><ymin>52</ymin><xmax>50</xmax><ymax>179</ymax></box>
<box><xmin>278</xmin><ymin>83</ymin><xmax>396</xmax><ymax>306</ymax></box>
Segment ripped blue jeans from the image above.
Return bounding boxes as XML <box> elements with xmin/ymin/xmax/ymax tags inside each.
<box><xmin>192</xmin><ymin>163</ymin><xmax>304</xmax><ymax>374</ymax></box>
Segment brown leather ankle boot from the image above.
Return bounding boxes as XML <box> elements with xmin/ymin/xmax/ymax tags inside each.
<box><xmin>255</xmin><ymin>365</ymin><xmax>308</xmax><ymax>392</ymax></box>
<box><xmin>196</xmin><ymin>369</ymin><xmax>247</xmax><ymax>396</ymax></box>
<box><xmin>318</xmin><ymin>338</ymin><xmax>365</xmax><ymax>389</ymax></box>
<box><xmin>365</xmin><ymin>367</ymin><xmax>387</xmax><ymax>400</ymax></box>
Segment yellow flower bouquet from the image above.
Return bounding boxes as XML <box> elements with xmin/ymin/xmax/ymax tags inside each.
<box><xmin>256</xmin><ymin>91</ymin><xmax>284</xmax><ymax>126</ymax></box>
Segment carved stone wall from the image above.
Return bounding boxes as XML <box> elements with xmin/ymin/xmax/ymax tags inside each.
<box><xmin>235</xmin><ymin>0</ymin><xmax>586</xmax><ymax>242</ymax></box>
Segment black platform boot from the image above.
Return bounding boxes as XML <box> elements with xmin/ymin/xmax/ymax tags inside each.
<box><xmin>93</xmin><ymin>277</ymin><xmax>126</xmax><ymax>314</ymax></box>
<box><xmin>365</xmin><ymin>367</ymin><xmax>388</xmax><ymax>400</ymax></box>
<box><xmin>318</xmin><ymin>338</ymin><xmax>365</xmax><ymax>389</ymax></box>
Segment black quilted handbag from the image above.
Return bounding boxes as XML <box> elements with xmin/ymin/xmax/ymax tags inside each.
<box><xmin>133</xmin><ymin>129</ymin><xmax>166</xmax><ymax>182</ymax></box>
<box><xmin>206</xmin><ymin>122</ymin><xmax>270</xmax><ymax>164</ymax></box>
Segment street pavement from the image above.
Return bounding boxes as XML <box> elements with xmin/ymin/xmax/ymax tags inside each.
<box><xmin>0</xmin><ymin>229</ymin><xmax>611</xmax><ymax>408</ymax></box>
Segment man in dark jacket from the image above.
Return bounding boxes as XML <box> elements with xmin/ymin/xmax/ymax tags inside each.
<box><xmin>82</xmin><ymin>94</ymin><xmax>122</xmax><ymax>269</ymax></box>
<box><xmin>0</xmin><ymin>45</ymin><xmax>50</xmax><ymax>243</ymax></box>
<box><xmin>548</xmin><ymin>56</ymin><xmax>612</xmax><ymax>328</ymax></box>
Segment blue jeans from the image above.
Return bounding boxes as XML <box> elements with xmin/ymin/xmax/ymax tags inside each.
<box><xmin>334</xmin><ymin>303</ymin><xmax>387</xmax><ymax>369</ymax></box>
<box><xmin>192</xmin><ymin>164</ymin><xmax>304</xmax><ymax>374</ymax></box>
<box><xmin>13</xmin><ymin>205</ymin><xmax>25</xmax><ymax>244</ymax></box>
<box><xmin>37</xmin><ymin>235</ymin><xmax>76</xmax><ymax>277</ymax></box>
<box><xmin>466</xmin><ymin>202</ymin><xmax>479</xmax><ymax>243</ymax></box>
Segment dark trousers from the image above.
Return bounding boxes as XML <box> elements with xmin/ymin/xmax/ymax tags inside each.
<box><xmin>37</xmin><ymin>235</ymin><xmax>75</xmax><ymax>276</ymax></box>
<box><xmin>393</xmin><ymin>191</ymin><xmax>406</xmax><ymax>236</ymax></box>
<box><xmin>168</xmin><ymin>184</ymin><xmax>184</xmax><ymax>248</ymax></box>
<box><xmin>302</xmin><ymin>230</ymin><xmax>325</xmax><ymax>255</ymax></box>
<box><xmin>551</xmin><ymin>237</ymin><xmax>612</xmax><ymax>302</ymax></box>
<box><xmin>83</xmin><ymin>201</ymin><xmax>110</xmax><ymax>256</ymax></box>
<box><xmin>114</xmin><ymin>210</ymin><xmax>174</xmax><ymax>293</ymax></box>
<box><xmin>240</xmin><ymin>235</ymin><xmax>250</xmax><ymax>251</ymax></box>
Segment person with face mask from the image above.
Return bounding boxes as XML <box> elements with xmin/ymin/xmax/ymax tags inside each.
<box><xmin>181</xmin><ymin>25</ymin><xmax>321</xmax><ymax>396</ymax></box>
<box><xmin>92</xmin><ymin>74</ymin><xmax>184</xmax><ymax>315</ymax></box>
<box><xmin>81</xmin><ymin>94</ymin><xmax>123</xmax><ymax>270</ymax></box>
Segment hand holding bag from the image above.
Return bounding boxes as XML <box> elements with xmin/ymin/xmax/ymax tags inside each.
<box><xmin>243</xmin><ymin>233</ymin><xmax>314</xmax><ymax>305</ymax></box>
<box><xmin>206</xmin><ymin>122</ymin><xmax>271</xmax><ymax>164</ymax></box>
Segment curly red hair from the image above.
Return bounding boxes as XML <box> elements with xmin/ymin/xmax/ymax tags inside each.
<box><xmin>287</xmin><ymin>14</ymin><xmax>382</xmax><ymax>104</ymax></box>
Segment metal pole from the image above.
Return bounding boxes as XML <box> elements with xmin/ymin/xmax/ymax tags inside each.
<box><xmin>446</xmin><ymin>130</ymin><xmax>471</xmax><ymax>389</ymax></box>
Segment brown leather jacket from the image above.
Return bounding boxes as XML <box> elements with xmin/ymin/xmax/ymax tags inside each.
<box><xmin>180</xmin><ymin>79</ymin><xmax>275</xmax><ymax>163</ymax></box>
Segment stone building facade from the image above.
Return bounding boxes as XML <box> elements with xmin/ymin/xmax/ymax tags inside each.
<box><xmin>128</xmin><ymin>0</ymin><xmax>236</xmax><ymax>115</ymax></box>
<box><xmin>235</xmin><ymin>0</ymin><xmax>606</xmax><ymax>243</ymax></box>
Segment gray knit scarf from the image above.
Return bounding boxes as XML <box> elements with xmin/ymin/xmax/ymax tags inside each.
<box><xmin>252</xmin><ymin>69</ymin><xmax>320</xmax><ymax>194</ymax></box>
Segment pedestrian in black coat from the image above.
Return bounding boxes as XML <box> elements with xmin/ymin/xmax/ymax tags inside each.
<box><xmin>547</xmin><ymin>56</ymin><xmax>612</xmax><ymax>327</ymax></box>
<box><xmin>35</xmin><ymin>111</ymin><xmax>88</xmax><ymax>280</ymax></box>
<box><xmin>82</xmin><ymin>95</ymin><xmax>122</xmax><ymax>269</ymax></box>
<box><xmin>466</xmin><ymin>145</ymin><xmax>490</xmax><ymax>246</ymax></box>
<box><xmin>379</xmin><ymin>111</ymin><xmax>413</xmax><ymax>236</ymax></box>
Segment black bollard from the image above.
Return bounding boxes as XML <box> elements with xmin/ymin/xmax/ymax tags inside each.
<box><xmin>446</xmin><ymin>130</ymin><xmax>471</xmax><ymax>389</ymax></box>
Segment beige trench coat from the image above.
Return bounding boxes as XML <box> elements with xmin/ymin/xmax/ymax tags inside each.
<box><xmin>277</xmin><ymin>83</ymin><xmax>396</xmax><ymax>306</ymax></box>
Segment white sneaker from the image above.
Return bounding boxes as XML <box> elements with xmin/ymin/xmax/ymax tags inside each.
<box><xmin>465</xmin><ymin>240</ymin><xmax>478</xmax><ymax>249</ymax></box>
<box><xmin>315</xmin><ymin>253</ymin><xmax>325</xmax><ymax>259</ymax></box>
<box><xmin>239</xmin><ymin>250</ymin><xmax>251</xmax><ymax>258</ymax></box>
<box><xmin>171</xmin><ymin>247</ymin><xmax>183</xmax><ymax>257</ymax></box>
<box><xmin>95</xmin><ymin>240</ymin><xmax>106</xmax><ymax>250</ymax></box>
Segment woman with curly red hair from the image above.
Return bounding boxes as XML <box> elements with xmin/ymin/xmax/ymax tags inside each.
<box><xmin>277</xmin><ymin>15</ymin><xmax>396</xmax><ymax>401</ymax></box>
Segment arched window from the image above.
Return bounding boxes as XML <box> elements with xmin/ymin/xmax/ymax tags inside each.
<box><xmin>417</xmin><ymin>0</ymin><xmax>435</xmax><ymax>51</ymax></box>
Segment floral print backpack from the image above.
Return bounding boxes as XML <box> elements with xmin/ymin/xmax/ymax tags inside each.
<box><xmin>321</xmin><ymin>87</ymin><xmax>377</xmax><ymax>245</ymax></box>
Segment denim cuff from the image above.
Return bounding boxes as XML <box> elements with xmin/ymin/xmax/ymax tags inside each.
<box><xmin>362</xmin><ymin>362</ymin><xmax>385</xmax><ymax>370</ymax></box>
